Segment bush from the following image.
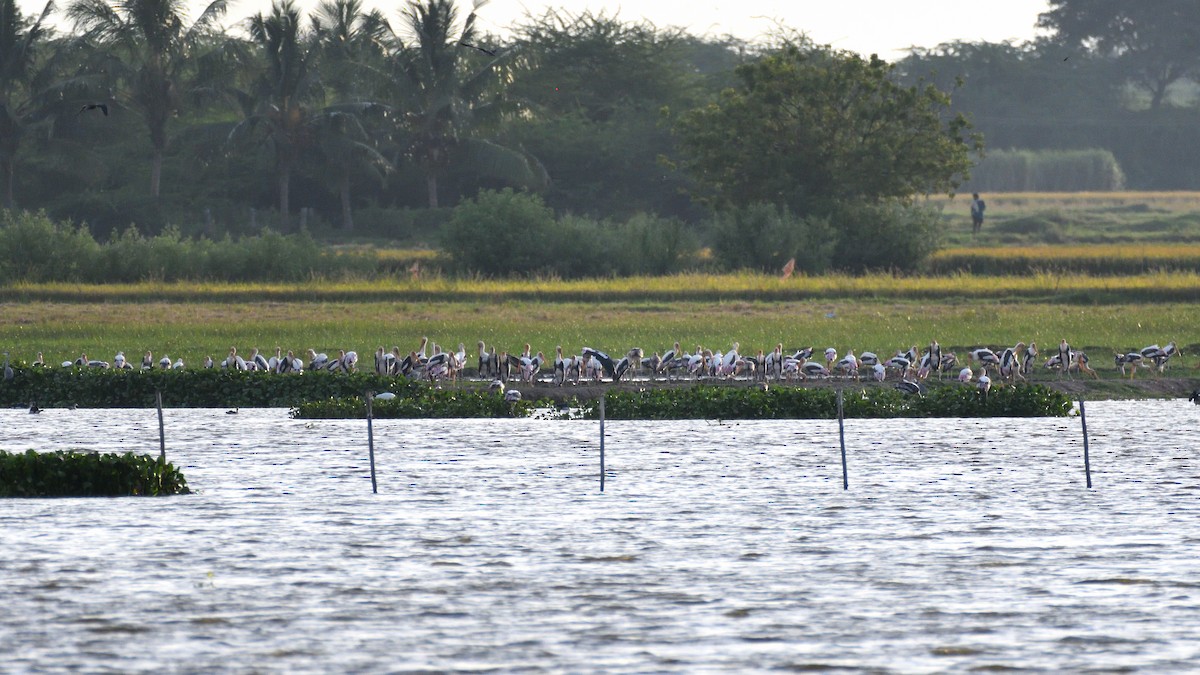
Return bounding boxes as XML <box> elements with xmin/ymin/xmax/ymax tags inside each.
<box><xmin>0</xmin><ymin>210</ymin><xmax>102</xmax><ymax>282</ymax></box>
<box><xmin>442</xmin><ymin>189</ymin><xmax>559</xmax><ymax>276</ymax></box>
<box><xmin>0</xmin><ymin>450</ymin><xmax>190</xmax><ymax>497</ymax></box>
<box><xmin>830</xmin><ymin>201</ymin><xmax>943</xmax><ymax>272</ymax></box>
<box><xmin>708</xmin><ymin>202</ymin><xmax>834</xmax><ymax>273</ymax></box>
<box><xmin>0</xmin><ymin>211</ymin><xmax>375</xmax><ymax>282</ymax></box>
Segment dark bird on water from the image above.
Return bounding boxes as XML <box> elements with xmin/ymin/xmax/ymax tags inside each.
<box><xmin>1189</xmin><ymin>389</ymin><xmax>1200</xmax><ymax>404</ymax></box>
<box><xmin>79</xmin><ymin>103</ymin><xmax>109</xmax><ymax>116</ymax></box>
<box><xmin>29</xmin><ymin>402</ymin><xmax>40</xmax><ymax>414</ymax></box>
<box><xmin>458</xmin><ymin>41</ymin><xmax>496</xmax><ymax>56</ymax></box>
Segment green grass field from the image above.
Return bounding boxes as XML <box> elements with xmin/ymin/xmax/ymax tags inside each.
<box><xmin>3</xmin><ymin>297</ymin><xmax>1197</xmax><ymax>381</ymax></box>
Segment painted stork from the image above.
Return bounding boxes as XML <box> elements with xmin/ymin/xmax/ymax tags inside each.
<box><xmin>977</xmin><ymin>374</ymin><xmax>991</xmax><ymax>396</ymax></box>
<box><xmin>896</xmin><ymin>380</ymin><xmax>923</xmax><ymax>396</ymax></box>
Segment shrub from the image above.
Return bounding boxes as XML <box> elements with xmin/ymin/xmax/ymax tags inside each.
<box><xmin>0</xmin><ymin>450</ymin><xmax>190</xmax><ymax>497</ymax></box>
<box><xmin>442</xmin><ymin>189</ymin><xmax>559</xmax><ymax>276</ymax></box>
<box><xmin>708</xmin><ymin>202</ymin><xmax>834</xmax><ymax>273</ymax></box>
<box><xmin>830</xmin><ymin>201</ymin><xmax>942</xmax><ymax>272</ymax></box>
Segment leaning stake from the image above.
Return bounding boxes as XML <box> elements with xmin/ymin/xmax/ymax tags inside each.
<box><xmin>837</xmin><ymin>388</ymin><xmax>848</xmax><ymax>490</ymax></box>
<box><xmin>366</xmin><ymin>391</ymin><xmax>378</xmax><ymax>494</ymax></box>
<box><xmin>155</xmin><ymin>390</ymin><xmax>166</xmax><ymax>462</ymax></box>
<box><xmin>1079</xmin><ymin>399</ymin><xmax>1092</xmax><ymax>488</ymax></box>
<box><xmin>599</xmin><ymin>395</ymin><xmax>606</xmax><ymax>493</ymax></box>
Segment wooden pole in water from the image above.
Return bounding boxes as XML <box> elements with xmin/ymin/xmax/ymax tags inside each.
<box><xmin>155</xmin><ymin>390</ymin><xmax>166</xmax><ymax>462</ymax></box>
<box><xmin>837</xmin><ymin>388</ymin><xmax>848</xmax><ymax>490</ymax></box>
<box><xmin>366</xmin><ymin>392</ymin><xmax>378</xmax><ymax>494</ymax></box>
<box><xmin>1079</xmin><ymin>398</ymin><xmax>1092</xmax><ymax>488</ymax></box>
<box><xmin>599</xmin><ymin>394</ymin><xmax>606</xmax><ymax>492</ymax></box>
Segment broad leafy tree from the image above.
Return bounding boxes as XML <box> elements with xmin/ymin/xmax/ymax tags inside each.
<box><xmin>0</xmin><ymin>0</ymin><xmax>54</xmax><ymax>208</ymax></box>
<box><xmin>1038</xmin><ymin>0</ymin><xmax>1200</xmax><ymax>109</ymax></box>
<box><xmin>67</xmin><ymin>0</ymin><xmax>229</xmax><ymax>198</ymax></box>
<box><xmin>674</xmin><ymin>45</ymin><xmax>981</xmax><ymax>215</ymax></box>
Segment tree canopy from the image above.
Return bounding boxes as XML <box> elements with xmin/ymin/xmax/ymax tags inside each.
<box><xmin>673</xmin><ymin>45</ymin><xmax>980</xmax><ymax>216</ymax></box>
<box><xmin>1038</xmin><ymin>0</ymin><xmax>1200</xmax><ymax>109</ymax></box>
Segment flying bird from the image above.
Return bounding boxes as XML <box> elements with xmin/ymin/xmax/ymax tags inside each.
<box><xmin>458</xmin><ymin>42</ymin><xmax>496</xmax><ymax>56</ymax></box>
<box><xmin>79</xmin><ymin>103</ymin><xmax>109</xmax><ymax>116</ymax></box>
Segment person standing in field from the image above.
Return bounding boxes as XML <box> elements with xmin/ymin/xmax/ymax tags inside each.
<box><xmin>970</xmin><ymin>192</ymin><xmax>986</xmax><ymax>236</ymax></box>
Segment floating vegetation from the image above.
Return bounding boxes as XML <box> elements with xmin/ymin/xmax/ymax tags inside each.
<box><xmin>293</xmin><ymin>383</ymin><xmax>1072</xmax><ymax>420</ymax></box>
<box><xmin>0</xmin><ymin>450</ymin><xmax>190</xmax><ymax>497</ymax></box>
<box><xmin>583</xmin><ymin>384</ymin><xmax>1073</xmax><ymax>420</ymax></box>
<box><xmin>292</xmin><ymin>390</ymin><xmax>542</xmax><ymax>419</ymax></box>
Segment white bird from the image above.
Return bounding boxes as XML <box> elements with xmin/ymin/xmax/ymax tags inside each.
<box><xmin>113</xmin><ymin>352</ymin><xmax>127</xmax><ymax>369</ymax></box>
<box><xmin>871</xmin><ymin>363</ymin><xmax>886</xmax><ymax>381</ymax></box>
<box><xmin>977</xmin><ymin>374</ymin><xmax>992</xmax><ymax>395</ymax></box>
<box><xmin>172</xmin><ymin>358</ymin><xmax>184</xmax><ymax>369</ymax></box>
<box><xmin>835</xmin><ymin>350</ymin><xmax>858</xmax><ymax>379</ymax></box>
<box><xmin>958</xmin><ymin>367</ymin><xmax>973</xmax><ymax>383</ymax></box>
<box><xmin>307</xmin><ymin>349</ymin><xmax>328</xmax><ymax>371</ymax></box>
<box><xmin>374</xmin><ymin>391</ymin><xmax>397</xmax><ymax>401</ymax></box>
<box><xmin>824</xmin><ymin>347</ymin><xmax>837</xmax><ymax>368</ymax></box>
<box><xmin>158</xmin><ymin>356</ymin><xmax>171</xmax><ymax>369</ymax></box>
<box><xmin>895</xmin><ymin>380</ymin><xmax>922</xmax><ymax>396</ymax></box>
<box><xmin>204</xmin><ymin>356</ymin><xmax>214</xmax><ymax>368</ymax></box>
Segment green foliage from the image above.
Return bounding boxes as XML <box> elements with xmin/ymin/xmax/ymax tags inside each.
<box><xmin>830</xmin><ymin>201</ymin><xmax>943</xmax><ymax>273</ymax></box>
<box><xmin>0</xmin><ymin>450</ymin><xmax>190</xmax><ymax>497</ymax></box>
<box><xmin>0</xmin><ymin>367</ymin><xmax>425</xmax><ymax>408</ymax></box>
<box><xmin>292</xmin><ymin>390</ymin><xmax>542</xmax><ymax>418</ymax></box>
<box><xmin>442</xmin><ymin>189</ymin><xmax>699</xmax><ymax>277</ymax></box>
<box><xmin>968</xmin><ymin>149</ymin><xmax>1125</xmax><ymax>192</ymax></box>
<box><xmin>0</xmin><ymin>210</ymin><xmax>375</xmax><ymax>282</ymax></box>
<box><xmin>584</xmin><ymin>384</ymin><xmax>1072</xmax><ymax>420</ymax></box>
<box><xmin>708</xmin><ymin>202</ymin><xmax>833</xmax><ymax>273</ymax></box>
<box><xmin>441</xmin><ymin>188</ymin><xmax>559</xmax><ymax>275</ymax></box>
<box><xmin>674</xmin><ymin>45</ymin><xmax>980</xmax><ymax>215</ymax></box>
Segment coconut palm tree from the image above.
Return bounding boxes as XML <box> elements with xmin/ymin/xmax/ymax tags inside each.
<box><xmin>311</xmin><ymin>0</ymin><xmax>390</xmax><ymax>102</ymax></box>
<box><xmin>66</xmin><ymin>0</ymin><xmax>228</xmax><ymax>199</ymax></box>
<box><xmin>0</xmin><ymin>0</ymin><xmax>54</xmax><ymax>208</ymax></box>
<box><xmin>389</xmin><ymin>0</ymin><xmax>545</xmax><ymax>207</ymax></box>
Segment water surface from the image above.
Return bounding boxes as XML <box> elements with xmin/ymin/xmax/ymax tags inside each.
<box><xmin>2</xmin><ymin>401</ymin><xmax>1199</xmax><ymax>673</ymax></box>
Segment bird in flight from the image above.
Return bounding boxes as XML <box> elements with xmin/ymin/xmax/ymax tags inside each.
<box><xmin>458</xmin><ymin>42</ymin><xmax>496</xmax><ymax>56</ymax></box>
<box><xmin>79</xmin><ymin>103</ymin><xmax>109</xmax><ymax>116</ymax></box>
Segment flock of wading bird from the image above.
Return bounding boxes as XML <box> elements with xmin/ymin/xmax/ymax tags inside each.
<box><xmin>7</xmin><ymin>338</ymin><xmax>1182</xmax><ymax>397</ymax></box>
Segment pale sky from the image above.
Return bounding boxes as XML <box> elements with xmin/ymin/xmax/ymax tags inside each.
<box><xmin>28</xmin><ymin>0</ymin><xmax>1051</xmax><ymax>61</ymax></box>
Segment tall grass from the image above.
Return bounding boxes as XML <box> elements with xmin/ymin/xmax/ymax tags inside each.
<box><xmin>928</xmin><ymin>244</ymin><xmax>1200</xmax><ymax>275</ymax></box>
<box><xmin>7</xmin><ymin>270</ymin><xmax>1200</xmax><ymax>303</ymax></box>
<box><xmin>964</xmin><ymin>148</ymin><xmax>1125</xmax><ymax>192</ymax></box>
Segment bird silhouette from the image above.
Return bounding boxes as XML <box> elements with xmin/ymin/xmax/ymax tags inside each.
<box><xmin>79</xmin><ymin>103</ymin><xmax>109</xmax><ymax>116</ymax></box>
<box><xmin>458</xmin><ymin>41</ymin><xmax>496</xmax><ymax>56</ymax></box>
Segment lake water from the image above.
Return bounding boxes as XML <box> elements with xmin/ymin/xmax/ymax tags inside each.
<box><xmin>2</xmin><ymin>401</ymin><xmax>1200</xmax><ymax>673</ymax></box>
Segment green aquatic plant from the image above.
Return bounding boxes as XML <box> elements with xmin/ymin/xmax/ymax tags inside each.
<box><xmin>0</xmin><ymin>450</ymin><xmax>190</xmax><ymax>497</ymax></box>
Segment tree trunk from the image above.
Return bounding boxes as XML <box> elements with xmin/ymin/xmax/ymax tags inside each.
<box><xmin>426</xmin><ymin>173</ymin><xmax>439</xmax><ymax>209</ymax></box>
<box><xmin>340</xmin><ymin>171</ymin><xmax>354</xmax><ymax>230</ymax></box>
<box><xmin>150</xmin><ymin>148</ymin><xmax>163</xmax><ymax>199</ymax></box>
<box><xmin>278</xmin><ymin>165</ymin><xmax>291</xmax><ymax>230</ymax></box>
<box><xmin>1</xmin><ymin>158</ymin><xmax>14</xmax><ymax>210</ymax></box>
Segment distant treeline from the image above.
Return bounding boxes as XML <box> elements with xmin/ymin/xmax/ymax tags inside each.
<box><xmin>4</xmin><ymin>0</ymin><xmax>1200</xmax><ymax>244</ymax></box>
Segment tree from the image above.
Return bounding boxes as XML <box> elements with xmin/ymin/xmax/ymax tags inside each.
<box><xmin>388</xmin><ymin>0</ymin><xmax>543</xmax><ymax>208</ymax></box>
<box><xmin>673</xmin><ymin>45</ymin><xmax>980</xmax><ymax>216</ymax></box>
<box><xmin>67</xmin><ymin>0</ymin><xmax>229</xmax><ymax>198</ymax></box>
<box><xmin>1038</xmin><ymin>0</ymin><xmax>1200</xmax><ymax>110</ymax></box>
<box><xmin>311</xmin><ymin>0</ymin><xmax>390</xmax><ymax>102</ymax></box>
<box><xmin>503</xmin><ymin>10</ymin><xmax>718</xmax><ymax>219</ymax></box>
<box><xmin>0</xmin><ymin>0</ymin><xmax>54</xmax><ymax>208</ymax></box>
<box><xmin>234</xmin><ymin>0</ymin><xmax>322</xmax><ymax>226</ymax></box>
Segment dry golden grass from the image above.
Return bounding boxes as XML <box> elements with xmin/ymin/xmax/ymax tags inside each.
<box><xmin>927</xmin><ymin>191</ymin><xmax>1200</xmax><ymax>212</ymax></box>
